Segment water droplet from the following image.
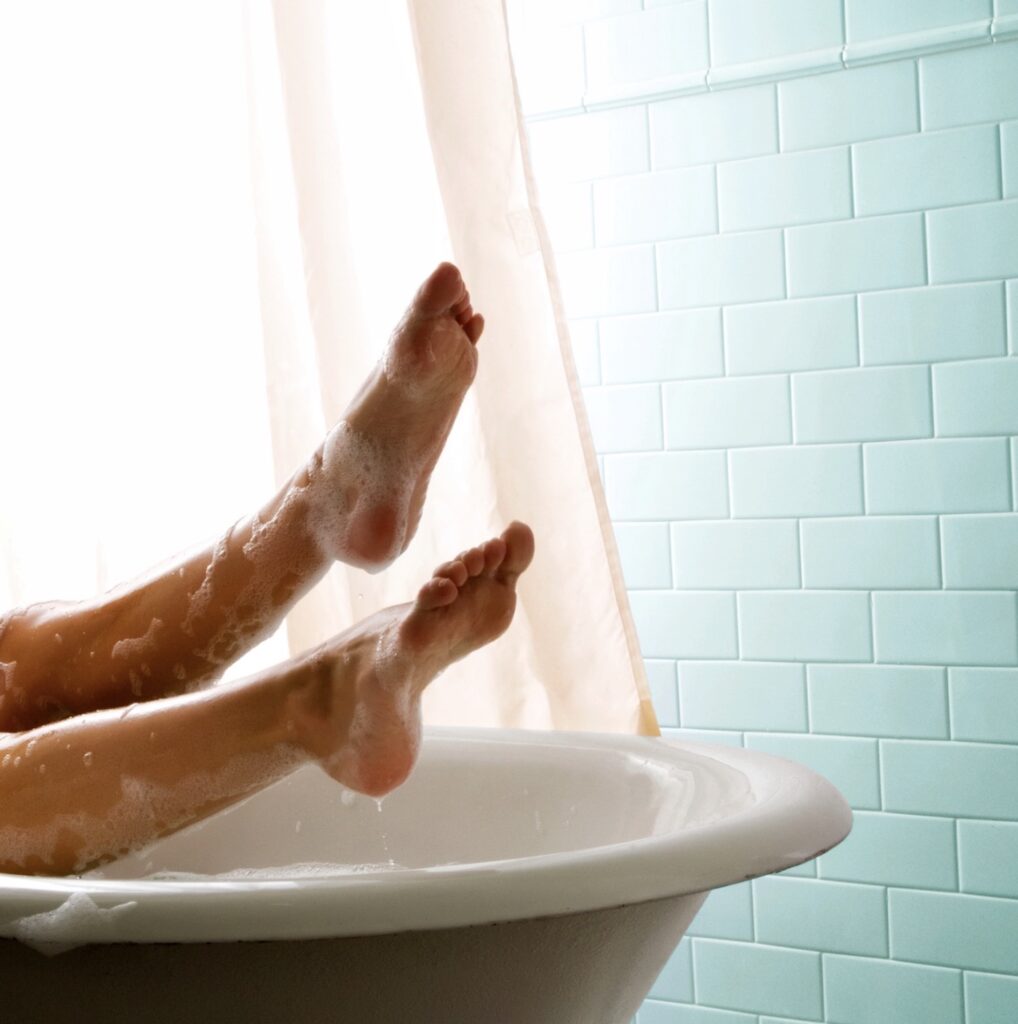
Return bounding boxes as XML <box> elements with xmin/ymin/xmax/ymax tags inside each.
<box><xmin>38</xmin><ymin>764</ymin><xmax>46</xmax><ymax>775</ymax></box>
<box><xmin>25</xmin><ymin>740</ymin><xmax>36</xmax><ymax>758</ymax></box>
<box><xmin>83</xmin><ymin>752</ymin><xmax>94</xmax><ymax>767</ymax></box>
<box><xmin>13</xmin><ymin>756</ymin><xmax>21</xmax><ymax>767</ymax></box>
<box><xmin>1</xmin><ymin>754</ymin><xmax>10</xmax><ymax>768</ymax></box>
<box><xmin>149</xmin><ymin>731</ymin><xmax>157</xmax><ymax>743</ymax></box>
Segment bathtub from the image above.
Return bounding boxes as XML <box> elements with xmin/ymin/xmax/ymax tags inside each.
<box><xmin>0</xmin><ymin>726</ymin><xmax>850</xmax><ymax>1024</ymax></box>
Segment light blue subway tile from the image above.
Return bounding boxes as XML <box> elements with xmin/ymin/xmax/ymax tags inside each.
<box><xmin>594</xmin><ymin>166</ymin><xmax>716</xmax><ymax>246</ymax></box>
<box><xmin>753</xmin><ymin>876</ymin><xmax>887</xmax><ymax>955</ymax></box>
<box><xmin>640</xmin><ymin>1002</ymin><xmax>755</xmax><ymax>1024</ymax></box>
<box><xmin>568</xmin><ymin>319</ymin><xmax>600</xmax><ymax>386</ymax></box>
<box><xmin>746</xmin><ymin>733</ymin><xmax>880</xmax><ymax>808</ymax></box>
<box><xmin>934</xmin><ymin>358</ymin><xmax>1018</xmax><ymax>437</ymax></box>
<box><xmin>558</xmin><ymin>245</ymin><xmax>657</xmax><ymax>317</ymax></box>
<box><xmin>846</xmin><ymin>0</ymin><xmax>991</xmax><ymax>41</ymax></box>
<box><xmin>663</xmin><ymin>376</ymin><xmax>791</xmax><ymax>449</ymax></box>
<box><xmin>513</xmin><ymin>19</ymin><xmax>585</xmax><ymax>117</ymax></box>
<box><xmin>792</xmin><ymin>365</ymin><xmax>932</xmax><ymax>443</ymax></box>
<box><xmin>648</xmin><ymin>934</ymin><xmax>693</xmax><ymax>1001</ymax></box>
<box><xmin>658</xmin><ymin>230</ymin><xmax>785</xmax><ymax>309</ymax></box>
<box><xmin>679</xmin><ymin>661</ymin><xmax>806</xmax><ymax>731</ymax></box>
<box><xmin>882</xmin><ymin>739</ymin><xmax>1018</xmax><ymax>818</ymax></box>
<box><xmin>739</xmin><ymin>591</ymin><xmax>872</xmax><ymax>662</ymax></box>
<box><xmin>1001</xmin><ymin>0</ymin><xmax>1018</xmax><ymax>16</ymax></box>
<box><xmin>959</xmin><ymin>820</ymin><xmax>1018</xmax><ymax>898</ymax></box>
<box><xmin>801</xmin><ymin>516</ymin><xmax>941</xmax><ymax>589</ymax></box>
<box><xmin>731</xmin><ymin>445</ymin><xmax>863</xmax><ymax>517</ymax></box>
<box><xmin>863</xmin><ymin>438</ymin><xmax>1012</xmax><ymax>514</ymax></box>
<box><xmin>890</xmin><ymin>888</ymin><xmax>1018</xmax><ymax>972</ymax></box>
<box><xmin>779</xmin><ymin>61</ymin><xmax>918</xmax><ymax>151</ymax></box>
<box><xmin>724</xmin><ymin>296</ymin><xmax>858</xmax><ymax>376</ymax></box>
<box><xmin>709</xmin><ymin>0</ymin><xmax>842</xmax><ymax>66</ymax></box>
<box><xmin>809</xmin><ymin>664</ymin><xmax>948</xmax><ymax>737</ymax></box>
<box><xmin>1004</xmin><ymin>121</ymin><xmax>1018</xmax><ymax>198</ymax></box>
<box><xmin>645</xmin><ymin>660</ymin><xmax>679</xmax><ymax>726</ymax></box>
<box><xmin>512</xmin><ymin>0</ymin><xmax>643</xmax><ymax>26</ymax></box>
<box><xmin>854</xmin><ymin>124</ymin><xmax>1001</xmax><ymax>216</ymax></box>
<box><xmin>779</xmin><ymin>859</ymin><xmax>817</xmax><ymax>878</ymax></box>
<box><xmin>692</xmin><ymin>939</ymin><xmax>822</xmax><ymax>1019</ymax></box>
<box><xmin>965</xmin><ymin>971</ymin><xmax>1018</xmax><ymax>1024</ymax></box>
<box><xmin>585</xmin><ymin>4</ymin><xmax>708</xmax><ymax>92</ymax></box>
<box><xmin>540</xmin><ymin>182</ymin><xmax>593</xmax><ymax>252</ymax></box>
<box><xmin>671</xmin><ymin>520</ymin><xmax>800</xmax><ymax>589</ymax></box>
<box><xmin>1013</xmin><ymin>438</ymin><xmax>1018</xmax><ymax>506</ymax></box>
<box><xmin>614</xmin><ymin>523</ymin><xmax>672</xmax><ymax>588</ymax></box>
<box><xmin>873</xmin><ymin>592</ymin><xmax>1018</xmax><ymax>665</ymax></box>
<box><xmin>526</xmin><ymin>105</ymin><xmax>649</xmax><ymax>184</ymax></box>
<box><xmin>787</xmin><ymin>213</ymin><xmax>926</xmax><ymax>297</ymax></box>
<box><xmin>758</xmin><ymin>1018</ymin><xmax>822</xmax><ymax>1024</ymax></box>
<box><xmin>943</xmin><ymin>515</ymin><xmax>1018</xmax><ymax>588</ymax></box>
<box><xmin>921</xmin><ymin>40</ymin><xmax>1018</xmax><ymax>129</ymax></box>
<box><xmin>583</xmin><ymin>384</ymin><xmax>663</xmax><ymax>453</ymax></box>
<box><xmin>1011</xmin><ymin>280</ymin><xmax>1018</xmax><ymax>355</ymax></box>
<box><xmin>601</xmin><ymin>309</ymin><xmax>723</xmax><ymax>384</ymax></box>
<box><xmin>859</xmin><ymin>282</ymin><xmax>1007</xmax><ymax>365</ymax></box>
<box><xmin>951</xmin><ymin>667</ymin><xmax>1018</xmax><ymax>743</ymax></box>
<box><xmin>650</xmin><ymin>84</ymin><xmax>777</xmax><ymax>168</ymax></box>
<box><xmin>605</xmin><ymin>451</ymin><xmax>729</xmax><ymax>520</ymax></box>
<box><xmin>662</xmin><ymin>727</ymin><xmax>744</xmax><ymax>749</ymax></box>
<box><xmin>817</xmin><ymin>810</ymin><xmax>958</xmax><ymax>889</ymax></box>
<box><xmin>824</xmin><ymin>954</ymin><xmax>962</xmax><ymax>1024</ymax></box>
<box><xmin>928</xmin><ymin>200</ymin><xmax>1018</xmax><ymax>283</ymax></box>
<box><xmin>718</xmin><ymin>146</ymin><xmax>851</xmax><ymax>232</ymax></box>
<box><xmin>630</xmin><ymin>591</ymin><xmax>738</xmax><ymax>659</ymax></box>
<box><xmin>686</xmin><ymin>881</ymin><xmax>753</xmax><ymax>940</ymax></box>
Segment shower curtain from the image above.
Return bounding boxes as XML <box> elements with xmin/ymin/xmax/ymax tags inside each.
<box><xmin>0</xmin><ymin>0</ymin><xmax>656</xmax><ymax>736</ymax></box>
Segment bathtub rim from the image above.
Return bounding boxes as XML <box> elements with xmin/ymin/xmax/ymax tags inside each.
<box><xmin>0</xmin><ymin>727</ymin><xmax>852</xmax><ymax>944</ymax></box>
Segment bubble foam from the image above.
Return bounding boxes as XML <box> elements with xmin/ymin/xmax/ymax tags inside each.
<box><xmin>9</xmin><ymin>891</ymin><xmax>138</xmax><ymax>956</ymax></box>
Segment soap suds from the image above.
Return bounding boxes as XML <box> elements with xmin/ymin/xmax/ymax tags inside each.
<box><xmin>10</xmin><ymin>892</ymin><xmax>138</xmax><ymax>956</ymax></box>
<box><xmin>110</xmin><ymin>618</ymin><xmax>163</xmax><ymax>662</ymax></box>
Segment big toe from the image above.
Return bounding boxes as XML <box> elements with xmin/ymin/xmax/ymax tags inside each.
<box><xmin>500</xmin><ymin>521</ymin><xmax>535</xmax><ymax>578</ymax></box>
<box><xmin>415</xmin><ymin>262</ymin><xmax>466</xmax><ymax>316</ymax></box>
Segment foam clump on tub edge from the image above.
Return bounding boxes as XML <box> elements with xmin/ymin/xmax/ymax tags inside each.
<box><xmin>8</xmin><ymin>891</ymin><xmax>138</xmax><ymax>956</ymax></box>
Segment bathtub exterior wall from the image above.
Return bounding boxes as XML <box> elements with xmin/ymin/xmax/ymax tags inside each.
<box><xmin>508</xmin><ymin>2</ymin><xmax>1018</xmax><ymax>1022</ymax></box>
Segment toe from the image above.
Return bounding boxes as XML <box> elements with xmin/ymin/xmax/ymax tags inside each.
<box><xmin>461</xmin><ymin>546</ymin><xmax>485</xmax><ymax>576</ymax></box>
<box><xmin>416</xmin><ymin>262</ymin><xmax>466</xmax><ymax>316</ymax></box>
<box><xmin>499</xmin><ymin>521</ymin><xmax>535</xmax><ymax>578</ymax></box>
<box><xmin>416</xmin><ymin>576</ymin><xmax>458</xmax><ymax>610</ymax></box>
<box><xmin>463</xmin><ymin>313</ymin><xmax>484</xmax><ymax>344</ymax></box>
<box><xmin>434</xmin><ymin>559</ymin><xmax>468</xmax><ymax>587</ymax></box>
<box><xmin>482</xmin><ymin>537</ymin><xmax>507</xmax><ymax>573</ymax></box>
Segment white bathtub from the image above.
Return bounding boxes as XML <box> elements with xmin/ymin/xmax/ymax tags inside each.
<box><xmin>0</xmin><ymin>727</ymin><xmax>851</xmax><ymax>1023</ymax></box>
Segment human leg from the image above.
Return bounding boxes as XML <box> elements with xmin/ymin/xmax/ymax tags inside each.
<box><xmin>0</xmin><ymin>522</ymin><xmax>533</xmax><ymax>875</ymax></box>
<box><xmin>0</xmin><ymin>263</ymin><xmax>484</xmax><ymax>731</ymax></box>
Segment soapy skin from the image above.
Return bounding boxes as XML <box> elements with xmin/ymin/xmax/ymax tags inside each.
<box><xmin>0</xmin><ymin>263</ymin><xmax>534</xmax><ymax>876</ymax></box>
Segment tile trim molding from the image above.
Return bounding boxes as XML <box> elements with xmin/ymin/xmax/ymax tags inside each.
<box><xmin>525</xmin><ymin>15</ymin><xmax>1018</xmax><ymax>122</ymax></box>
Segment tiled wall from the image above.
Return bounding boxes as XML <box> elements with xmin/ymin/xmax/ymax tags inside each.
<box><xmin>508</xmin><ymin>2</ymin><xmax>1018</xmax><ymax>1022</ymax></box>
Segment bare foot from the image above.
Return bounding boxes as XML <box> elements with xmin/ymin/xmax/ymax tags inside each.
<box><xmin>295</xmin><ymin>522</ymin><xmax>534</xmax><ymax>798</ymax></box>
<box><xmin>294</xmin><ymin>262</ymin><xmax>484</xmax><ymax>571</ymax></box>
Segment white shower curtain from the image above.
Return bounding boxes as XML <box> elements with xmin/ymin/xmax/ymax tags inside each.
<box><xmin>0</xmin><ymin>0</ymin><xmax>657</xmax><ymax>736</ymax></box>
